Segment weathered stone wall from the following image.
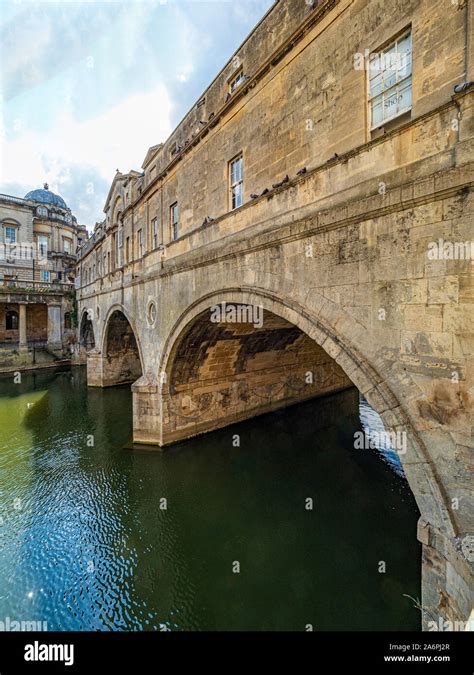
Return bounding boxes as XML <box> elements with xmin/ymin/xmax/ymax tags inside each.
<box><xmin>26</xmin><ymin>304</ymin><xmax>48</xmax><ymax>341</ymax></box>
<box><xmin>0</xmin><ymin>303</ymin><xmax>47</xmax><ymax>342</ymax></box>
<box><xmin>78</xmin><ymin>0</ymin><xmax>470</xmax><ymax>285</ymax></box>
<box><xmin>0</xmin><ymin>292</ymin><xmax>73</xmax><ymax>369</ymax></box>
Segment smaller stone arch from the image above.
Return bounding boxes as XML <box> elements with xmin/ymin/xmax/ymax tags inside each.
<box><xmin>79</xmin><ymin>309</ymin><xmax>95</xmax><ymax>351</ymax></box>
<box><xmin>101</xmin><ymin>306</ymin><xmax>143</xmax><ymax>386</ymax></box>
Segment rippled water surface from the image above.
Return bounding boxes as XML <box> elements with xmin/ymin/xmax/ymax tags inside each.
<box><xmin>0</xmin><ymin>368</ymin><xmax>421</xmax><ymax>630</ymax></box>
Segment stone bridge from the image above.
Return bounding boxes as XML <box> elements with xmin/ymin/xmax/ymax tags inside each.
<box><xmin>76</xmin><ymin>0</ymin><xmax>473</xmax><ymax>628</ymax></box>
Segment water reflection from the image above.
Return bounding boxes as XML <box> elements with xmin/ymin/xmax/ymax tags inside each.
<box><xmin>0</xmin><ymin>368</ymin><xmax>420</xmax><ymax>631</ymax></box>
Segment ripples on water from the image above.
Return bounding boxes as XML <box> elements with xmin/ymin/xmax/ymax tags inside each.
<box><xmin>0</xmin><ymin>368</ymin><xmax>420</xmax><ymax>631</ymax></box>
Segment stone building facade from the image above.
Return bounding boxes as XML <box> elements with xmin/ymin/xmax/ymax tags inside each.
<box><xmin>0</xmin><ymin>185</ymin><xmax>88</xmax><ymax>367</ymax></box>
<box><xmin>77</xmin><ymin>0</ymin><xmax>473</xmax><ymax>627</ymax></box>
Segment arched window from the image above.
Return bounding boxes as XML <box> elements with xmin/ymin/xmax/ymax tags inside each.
<box><xmin>6</xmin><ymin>310</ymin><xmax>18</xmax><ymax>330</ymax></box>
<box><xmin>64</xmin><ymin>312</ymin><xmax>72</xmax><ymax>330</ymax></box>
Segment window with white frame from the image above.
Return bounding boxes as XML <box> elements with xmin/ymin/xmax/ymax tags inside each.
<box><xmin>229</xmin><ymin>154</ymin><xmax>243</xmax><ymax>210</ymax></box>
<box><xmin>170</xmin><ymin>203</ymin><xmax>179</xmax><ymax>241</ymax></box>
<box><xmin>229</xmin><ymin>69</ymin><xmax>245</xmax><ymax>94</ymax></box>
<box><xmin>4</xmin><ymin>226</ymin><xmax>17</xmax><ymax>244</ymax></box>
<box><xmin>369</xmin><ymin>30</ymin><xmax>412</xmax><ymax>129</ymax></box>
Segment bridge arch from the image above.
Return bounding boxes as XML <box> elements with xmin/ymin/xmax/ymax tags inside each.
<box><xmin>79</xmin><ymin>308</ymin><xmax>95</xmax><ymax>352</ymax></box>
<box><xmin>156</xmin><ymin>287</ymin><xmax>456</xmax><ymax>539</ymax></box>
<box><xmin>140</xmin><ymin>286</ymin><xmax>473</xmax><ymax>626</ymax></box>
<box><xmin>101</xmin><ymin>305</ymin><xmax>143</xmax><ymax>387</ymax></box>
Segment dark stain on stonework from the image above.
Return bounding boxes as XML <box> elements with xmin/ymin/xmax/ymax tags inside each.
<box><xmin>171</xmin><ymin>308</ymin><xmax>304</xmax><ymax>385</ymax></box>
<box><xmin>417</xmin><ymin>383</ymin><xmax>469</xmax><ymax>425</ymax></box>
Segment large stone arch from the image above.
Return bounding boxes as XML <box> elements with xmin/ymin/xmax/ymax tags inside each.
<box><xmin>154</xmin><ymin>287</ymin><xmax>453</xmax><ymax>531</ymax></box>
<box><xmin>129</xmin><ymin>286</ymin><xmax>473</xmax><ymax>627</ymax></box>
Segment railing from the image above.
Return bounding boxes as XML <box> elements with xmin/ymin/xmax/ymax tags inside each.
<box><xmin>0</xmin><ymin>278</ymin><xmax>74</xmax><ymax>293</ymax></box>
<box><xmin>0</xmin><ymin>193</ymin><xmax>27</xmax><ymax>205</ymax></box>
<box><xmin>49</xmin><ymin>212</ymin><xmax>72</xmax><ymax>224</ymax></box>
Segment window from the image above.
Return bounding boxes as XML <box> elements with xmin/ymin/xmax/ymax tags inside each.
<box><xmin>369</xmin><ymin>30</ymin><xmax>412</xmax><ymax>129</ymax></box>
<box><xmin>229</xmin><ymin>154</ymin><xmax>243</xmax><ymax>210</ymax></box>
<box><xmin>152</xmin><ymin>218</ymin><xmax>160</xmax><ymax>249</ymax></box>
<box><xmin>126</xmin><ymin>236</ymin><xmax>130</xmax><ymax>263</ymax></box>
<box><xmin>63</xmin><ymin>238</ymin><xmax>71</xmax><ymax>254</ymax></box>
<box><xmin>64</xmin><ymin>312</ymin><xmax>71</xmax><ymax>330</ymax></box>
<box><xmin>170</xmin><ymin>203</ymin><xmax>179</xmax><ymax>241</ymax></box>
<box><xmin>137</xmin><ymin>229</ymin><xmax>144</xmax><ymax>258</ymax></box>
<box><xmin>38</xmin><ymin>235</ymin><xmax>48</xmax><ymax>256</ymax></box>
<box><xmin>6</xmin><ymin>310</ymin><xmax>18</xmax><ymax>330</ymax></box>
<box><xmin>5</xmin><ymin>226</ymin><xmax>16</xmax><ymax>244</ymax></box>
<box><xmin>41</xmin><ymin>271</ymin><xmax>49</xmax><ymax>282</ymax></box>
<box><xmin>147</xmin><ymin>300</ymin><xmax>157</xmax><ymax>327</ymax></box>
<box><xmin>229</xmin><ymin>69</ymin><xmax>245</xmax><ymax>94</ymax></box>
<box><xmin>118</xmin><ymin>223</ymin><xmax>123</xmax><ymax>267</ymax></box>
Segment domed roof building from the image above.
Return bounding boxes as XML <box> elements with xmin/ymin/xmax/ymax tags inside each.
<box><xmin>25</xmin><ymin>183</ymin><xmax>68</xmax><ymax>210</ymax></box>
<box><xmin>0</xmin><ymin>182</ymin><xmax>89</xmax><ymax>362</ymax></box>
<box><xmin>0</xmin><ymin>182</ymin><xmax>88</xmax><ymax>287</ymax></box>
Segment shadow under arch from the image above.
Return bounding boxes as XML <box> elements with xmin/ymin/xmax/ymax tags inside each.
<box><xmin>158</xmin><ymin>286</ymin><xmax>456</xmax><ymax>539</ymax></box>
<box><xmin>79</xmin><ymin>308</ymin><xmax>95</xmax><ymax>352</ymax></box>
<box><xmin>101</xmin><ymin>305</ymin><xmax>144</xmax><ymax>387</ymax></box>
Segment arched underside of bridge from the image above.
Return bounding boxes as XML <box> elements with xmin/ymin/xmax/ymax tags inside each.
<box><xmin>87</xmin><ymin>308</ymin><xmax>143</xmax><ymax>387</ymax></box>
<box><xmin>158</xmin><ymin>304</ymin><xmax>353</xmax><ymax>445</ymax></box>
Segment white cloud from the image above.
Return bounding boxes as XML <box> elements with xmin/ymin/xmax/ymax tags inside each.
<box><xmin>1</xmin><ymin>82</ymin><xmax>173</xmax><ymax>192</ymax></box>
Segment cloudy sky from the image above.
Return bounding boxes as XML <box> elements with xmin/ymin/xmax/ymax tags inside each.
<box><xmin>0</xmin><ymin>0</ymin><xmax>273</xmax><ymax>227</ymax></box>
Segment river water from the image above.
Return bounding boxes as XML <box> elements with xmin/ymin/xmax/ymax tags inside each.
<box><xmin>0</xmin><ymin>367</ymin><xmax>420</xmax><ymax>631</ymax></box>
